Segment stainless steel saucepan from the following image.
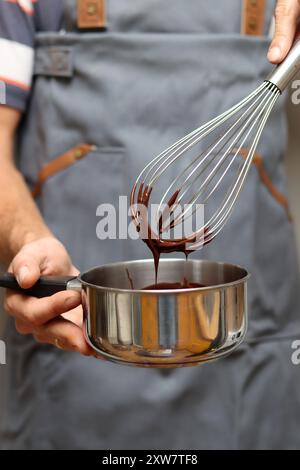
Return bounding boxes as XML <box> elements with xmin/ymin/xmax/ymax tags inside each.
<box><xmin>0</xmin><ymin>259</ymin><xmax>250</xmax><ymax>368</ymax></box>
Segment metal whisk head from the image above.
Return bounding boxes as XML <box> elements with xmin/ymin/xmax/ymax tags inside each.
<box><xmin>131</xmin><ymin>40</ymin><xmax>300</xmax><ymax>252</ymax></box>
<box><xmin>131</xmin><ymin>81</ymin><xmax>280</xmax><ymax>249</ymax></box>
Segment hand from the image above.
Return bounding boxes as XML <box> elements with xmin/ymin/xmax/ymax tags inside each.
<box><xmin>268</xmin><ymin>0</ymin><xmax>300</xmax><ymax>63</ymax></box>
<box><xmin>4</xmin><ymin>237</ymin><xmax>95</xmax><ymax>356</ymax></box>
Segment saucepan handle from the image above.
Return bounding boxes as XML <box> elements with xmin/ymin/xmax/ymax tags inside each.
<box><xmin>0</xmin><ymin>273</ymin><xmax>79</xmax><ymax>298</ymax></box>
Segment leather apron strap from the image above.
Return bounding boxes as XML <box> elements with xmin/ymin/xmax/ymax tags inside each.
<box><xmin>63</xmin><ymin>0</ymin><xmax>107</xmax><ymax>31</ymax></box>
<box><xmin>77</xmin><ymin>0</ymin><xmax>106</xmax><ymax>29</ymax></box>
<box><xmin>241</xmin><ymin>0</ymin><xmax>267</xmax><ymax>36</ymax></box>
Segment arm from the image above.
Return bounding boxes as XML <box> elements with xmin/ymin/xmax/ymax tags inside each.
<box><xmin>0</xmin><ymin>106</ymin><xmax>94</xmax><ymax>357</ymax></box>
<box><xmin>0</xmin><ymin>106</ymin><xmax>52</xmax><ymax>262</ymax></box>
<box><xmin>268</xmin><ymin>0</ymin><xmax>300</xmax><ymax>63</ymax></box>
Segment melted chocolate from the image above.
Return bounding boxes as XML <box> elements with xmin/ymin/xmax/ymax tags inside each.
<box><xmin>130</xmin><ymin>182</ymin><xmax>210</xmax><ymax>287</ymax></box>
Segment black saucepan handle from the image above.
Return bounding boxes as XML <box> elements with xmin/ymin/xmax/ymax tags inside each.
<box><xmin>0</xmin><ymin>273</ymin><xmax>77</xmax><ymax>298</ymax></box>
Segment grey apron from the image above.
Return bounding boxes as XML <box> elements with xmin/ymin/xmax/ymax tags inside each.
<box><xmin>1</xmin><ymin>0</ymin><xmax>300</xmax><ymax>450</ymax></box>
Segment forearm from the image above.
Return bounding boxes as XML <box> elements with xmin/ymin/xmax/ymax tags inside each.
<box><xmin>0</xmin><ymin>136</ymin><xmax>52</xmax><ymax>264</ymax></box>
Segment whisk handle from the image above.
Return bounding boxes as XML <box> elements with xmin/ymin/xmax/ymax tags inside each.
<box><xmin>267</xmin><ymin>39</ymin><xmax>300</xmax><ymax>92</ymax></box>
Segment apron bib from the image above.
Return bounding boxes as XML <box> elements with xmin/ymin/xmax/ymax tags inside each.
<box><xmin>1</xmin><ymin>0</ymin><xmax>300</xmax><ymax>450</ymax></box>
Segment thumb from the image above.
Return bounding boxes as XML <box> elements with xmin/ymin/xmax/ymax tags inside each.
<box><xmin>268</xmin><ymin>1</ymin><xmax>299</xmax><ymax>64</ymax></box>
<box><xmin>10</xmin><ymin>246</ymin><xmax>45</xmax><ymax>289</ymax></box>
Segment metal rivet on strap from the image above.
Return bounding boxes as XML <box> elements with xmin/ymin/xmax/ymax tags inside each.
<box><xmin>87</xmin><ymin>3</ymin><xmax>97</xmax><ymax>16</ymax></box>
<box><xmin>249</xmin><ymin>19</ymin><xmax>258</xmax><ymax>30</ymax></box>
<box><xmin>74</xmin><ymin>149</ymin><xmax>84</xmax><ymax>160</ymax></box>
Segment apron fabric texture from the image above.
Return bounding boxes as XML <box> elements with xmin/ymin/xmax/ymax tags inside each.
<box><xmin>1</xmin><ymin>0</ymin><xmax>300</xmax><ymax>450</ymax></box>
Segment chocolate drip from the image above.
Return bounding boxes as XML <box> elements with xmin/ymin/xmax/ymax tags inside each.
<box><xmin>131</xmin><ymin>182</ymin><xmax>210</xmax><ymax>287</ymax></box>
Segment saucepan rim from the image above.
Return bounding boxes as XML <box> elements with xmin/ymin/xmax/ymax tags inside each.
<box><xmin>78</xmin><ymin>258</ymin><xmax>250</xmax><ymax>295</ymax></box>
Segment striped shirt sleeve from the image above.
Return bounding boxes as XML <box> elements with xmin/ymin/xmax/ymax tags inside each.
<box><xmin>0</xmin><ymin>0</ymin><xmax>36</xmax><ymax>111</ymax></box>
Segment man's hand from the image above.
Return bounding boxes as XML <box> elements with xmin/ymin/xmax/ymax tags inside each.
<box><xmin>4</xmin><ymin>237</ymin><xmax>95</xmax><ymax>356</ymax></box>
<box><xmin>0</xmin><ymin>107</ymin><xmax>95</xmax><ymax>357</ymax></box>
<box><xmin>268</xmin><ymin>0</ymin><xmax>300</xmax><ymax>63</ymax></box>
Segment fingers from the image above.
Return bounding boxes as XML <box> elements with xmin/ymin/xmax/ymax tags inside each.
<box><xmin>15</xmin><ymin>318</ymin><xmax>33</xmax><ymax>335</ymax></box>
<box><xmin>10</xmin><ymin>244</ymin><xmax>46</xmax><ymax>289</ymax></box>
<box><xmin>5</xmin><ymin>290</ymin><xmax>81</xmax><ymax>327</ymax></box>
<box><xmin>14</xmin><ymin>306</ymin><xmax>95</xmax><ymax>356</ymax></box>
<box><xmin>33</xmin><ymin>316</ymin><xmax>94</xmax><ymax>356</ymax></box>
<box><xmin>268</xmin><ymin>0</ymin><xmax>300</xmax><ymax>63</ymax></box>
<box><xmin>8</xmin><ymin>237</ymin><xmax>77</xmax><ymax>290</ymax></box>
<box><xmin>4</xmin><ymin>237</ymin><xmax>94</xmax><ymax>358</ymax></box>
